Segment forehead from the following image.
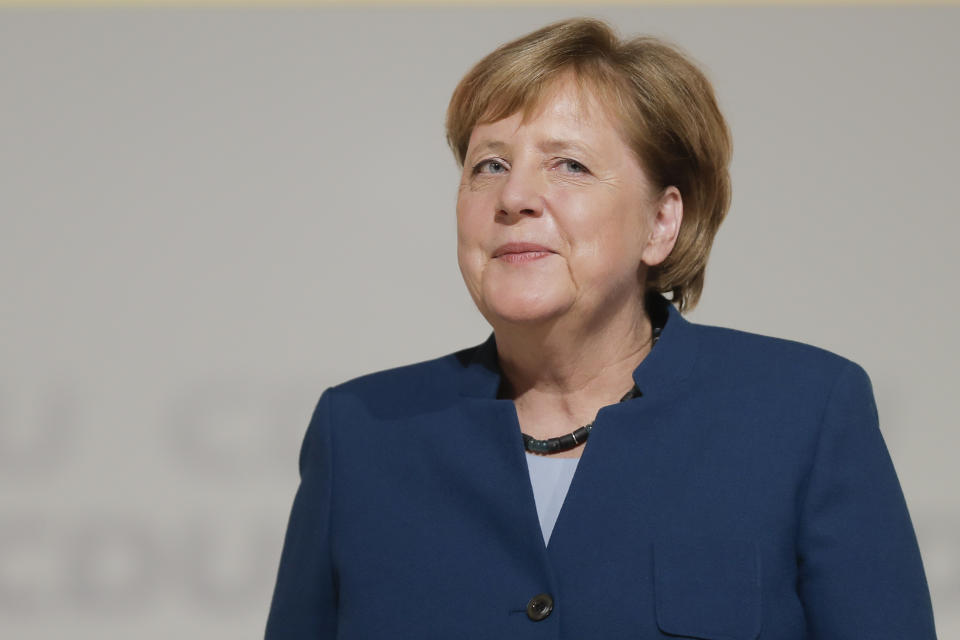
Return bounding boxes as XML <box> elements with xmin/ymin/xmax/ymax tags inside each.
<box><xmin>468</xmin><ymin>76</ymin><xmax>626</xmax><ymax>151</ymax></box>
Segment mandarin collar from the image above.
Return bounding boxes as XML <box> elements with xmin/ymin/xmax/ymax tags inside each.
<box><xmin>458</xmin><ymin>292</ymin><xmax>700</xmax><ymax>399</ymax></box>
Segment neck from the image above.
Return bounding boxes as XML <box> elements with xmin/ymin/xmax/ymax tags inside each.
<box><xmin>492</xmin><ymin>291</ymin><xmax>653</xmax><ymax>414</ymax></box>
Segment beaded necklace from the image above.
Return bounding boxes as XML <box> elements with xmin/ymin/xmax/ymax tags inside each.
<box><xmin>520</xmin><ymin>321</ymin><xmax>663</xmax><ymax>455</ymax></box>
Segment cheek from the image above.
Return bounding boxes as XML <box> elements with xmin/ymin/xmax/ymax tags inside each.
<box><xmin>455</xmin><ymin>213</ymin><xmax>481</xmax><ymax>257</ymax></box>
<box><xmin>561</xmin><ymin>196</ymin><xmax>645</xmax><ymax>269</ymax></box>
<box><xmin>455</xmin><ymin>209</ymin><xmax>485</xmax><ymax>277</ymax></box>
<box><xmin>456</xmin><ymin>191</ymin><xmax>492</xmax><ymax>246</ymax></box>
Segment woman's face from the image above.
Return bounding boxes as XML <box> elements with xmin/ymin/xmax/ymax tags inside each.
<box><xmin>456</xmin><ymin>76</ymin><xmax>681</xmax><ymax>330</ymax></box>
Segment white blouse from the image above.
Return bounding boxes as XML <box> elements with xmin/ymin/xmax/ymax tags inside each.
<box><xmin>524</xmin><ymin>453</ymin><xmax>581</xmax><ymax>545</ymax></box>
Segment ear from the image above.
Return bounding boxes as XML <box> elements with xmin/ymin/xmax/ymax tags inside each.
<box><xmin>641</xmin><ymin>186</ymin><xmax>683</xmax><ymax>267</ymax></box>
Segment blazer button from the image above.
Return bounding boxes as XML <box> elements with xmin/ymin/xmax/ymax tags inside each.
<box><xmin>526</xmin><ymin>593</ymin><xmax>554</xmax><ymax>621</ymax></box>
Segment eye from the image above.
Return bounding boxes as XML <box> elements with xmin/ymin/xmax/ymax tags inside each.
<box><xmin>558</xmin><ymin>158</ymin><xmax>590</xmax><ymax>175</ymax></box>
<box><xmin>472</xmin><ymin>158</ymin><xmax>509</xmax><ymax>175</ymax></box>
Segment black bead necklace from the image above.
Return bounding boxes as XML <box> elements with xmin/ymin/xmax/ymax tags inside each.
<box><xmin>521</xmin><ymin>324</ymin><xmax>662</xmax><ymax>455</ymax></box>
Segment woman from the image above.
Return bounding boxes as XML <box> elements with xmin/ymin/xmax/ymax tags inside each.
<box><xmin>265</xmin><ymin>18</ymin><xmax>936</xmax><ymax>639</ymax></box>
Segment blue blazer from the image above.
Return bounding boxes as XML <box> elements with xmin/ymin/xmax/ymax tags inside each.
<box><xmin>265</xmin><ymin>296</ymin><xmax>936</xmax><ymax>639</ymax></box>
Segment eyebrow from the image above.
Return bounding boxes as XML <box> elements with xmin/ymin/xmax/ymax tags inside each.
<box><xmin>467</xmin><ymin>141</ymin><xmax>509</xmax><ymax>161</ymax></box>
<box><xmin>537</xmin><ymin>139</ymin><xmax>594</xmax><ymax>158</ymax></box>
<box><xmin>467</xmin><ymin>139</ymin><xmax>594</xmax><ymax>162</ymax></box>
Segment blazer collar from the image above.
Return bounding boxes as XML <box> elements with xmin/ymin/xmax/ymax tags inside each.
<box><xmin>458</xmin><ymin>292</ymin><xmax>700</xmax><ymax>399</ymax></box>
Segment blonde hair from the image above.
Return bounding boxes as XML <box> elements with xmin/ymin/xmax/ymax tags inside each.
<box><xmin>445</xmin><ymin>18</ymin><xmax>732</xmax><ymax>312</ymax></box>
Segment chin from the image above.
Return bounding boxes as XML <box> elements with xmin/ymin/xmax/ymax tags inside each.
<box><xmin>481</xmin><ymin>291</ymin><xmax>571</xmax><ymax>326</ymax></box>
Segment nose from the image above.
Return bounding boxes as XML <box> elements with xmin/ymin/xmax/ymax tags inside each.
<box><xmin>497</xmin><ymin>163</ymin><xmax>544</xmax><ymax>220</ymax></box>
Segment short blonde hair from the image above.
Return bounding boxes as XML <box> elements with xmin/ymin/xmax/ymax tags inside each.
<box><xmin>446</xmin><ymin>18</ymin><xmax>732</xmax><ymax>313</ymax></box>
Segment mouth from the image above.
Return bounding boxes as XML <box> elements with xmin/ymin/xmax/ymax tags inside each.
<box><xmin>492</xmin><ymin>242</ymin><xmax>556</xmax><ymax>259</ymax></box>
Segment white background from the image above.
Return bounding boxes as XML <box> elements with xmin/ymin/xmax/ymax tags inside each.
<box><xmin>1</xmin><ymin>6</ymin><xmax>957</xmax><ymax>638</ymax></box>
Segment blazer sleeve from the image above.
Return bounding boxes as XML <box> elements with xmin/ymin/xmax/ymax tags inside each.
<box><xmin>796</xmin><ymin>361</ymin><xmax>937</xmax><ymax>638</ymax></box>
<box><xmin>264</xmin><ymin>388</ymin><xmax>338</xmax><ymax>639</ymax></box>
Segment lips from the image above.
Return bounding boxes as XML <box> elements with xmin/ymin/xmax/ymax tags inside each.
<box><xmin>492</xmin><ymin>242</ymin><xmax>556</xmax><ymax>258</ymax></box>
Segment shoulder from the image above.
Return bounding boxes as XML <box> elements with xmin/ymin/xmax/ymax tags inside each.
<box><xmin>685</xmin><ymin>319</ymin><xmax>872</xmax><ymax>405</ymax></box>
<box><xmin>675</xmin><ymin>320</ymin><xmax>880</xmax><ymax>476</ymax></box>
<box><xmin>323</xmin><ymin>341</ymin><xmax>483</xmax><ymax>417</ymax></box>
<box><xmin>693</xmin><ymin>320</ymin><xmax>850</xmax><ymax>366</ymax></box>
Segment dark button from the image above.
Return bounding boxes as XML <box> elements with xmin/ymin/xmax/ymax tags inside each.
<box><xmin>526</xmin><ymin>593</ymin><xmax>554</xmax><ymax>621</ymax></box>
